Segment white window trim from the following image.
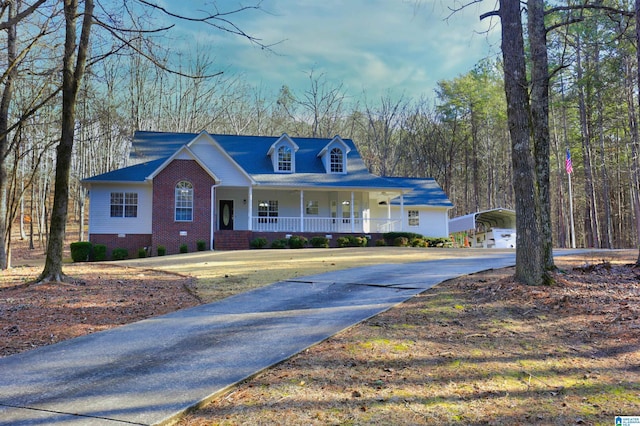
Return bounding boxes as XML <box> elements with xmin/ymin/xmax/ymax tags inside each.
<box><xmin>175</xmin><ymin>181</ymin><xmax>194</xmax><ymax>222</ymax></box>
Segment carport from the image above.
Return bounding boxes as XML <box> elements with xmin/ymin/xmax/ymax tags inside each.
<box><xmin>449</xmin><ymin>208</ymin><xmax>516</xmax><ymax>248</ymax></box>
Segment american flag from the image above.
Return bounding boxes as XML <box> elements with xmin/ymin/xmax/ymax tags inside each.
<box><xmin>565</xmin><ymin>149</ymin><xmax>573</xmax><ymax>174</ymax></box>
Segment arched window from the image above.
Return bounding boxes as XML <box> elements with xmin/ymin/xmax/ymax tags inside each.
<box><xmin>277</xmin><ymin>145</ymin><xmax>292</xmax><ymax>172</ymax></box>
<box><xmin>330</xmin><ymin>147</ymin><xmax>344</xmax><ymax>173</ymax></box>
<box><xmin>175</xmin><ymin>181</ymin><xmax>193</xmax><ymax>221</ymax></box>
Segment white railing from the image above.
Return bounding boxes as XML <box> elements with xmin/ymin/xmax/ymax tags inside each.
<box><xmin>251</xmin><ymin>216</ymin><xmax>401</xmax><ymax>233</ymax></box>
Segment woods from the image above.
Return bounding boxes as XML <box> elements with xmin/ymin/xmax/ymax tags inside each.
<box><xmin>3</xmin><ymin>1</ymin><xmax>640</xmax><ymax>281</ymax></box>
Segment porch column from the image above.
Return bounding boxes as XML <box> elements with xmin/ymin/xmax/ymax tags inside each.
<box><xmin>350</xmin><ymin>191</ymin><xmax>355</xmax><ymax>232</ymax></box>
<box><xmin>248</xmin><ymin>187</ymin><xmax>253</xmax><ymax>231</ymax></box>
<box><xmin>400</xmin><ymin>192</ymin><xmax>405</xmax><ymax>232</ymax></box>
<box><xmin>300</xmin><ymin>190</ymin><xmax>304</xmax><ymax>232</ymax></box>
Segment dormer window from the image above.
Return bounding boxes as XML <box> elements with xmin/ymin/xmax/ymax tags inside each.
<box><xmin>318</xmin><ymin>135</ymin><xmax>350</xmax><ymax>174</ymax></box>
<box><xmin>330</xmin><ymin>147</ymin><xmax>344</xmax><ymax>173</ymax></box>
<box><xmin>278</xmin><ymin>145</ymin><xmax>292</xmax><ymax>172</ymax></box>
<box><xmin>268</xmin><ymin>133</ymin><xmax>298</xmax><ymax>173</ymax></box>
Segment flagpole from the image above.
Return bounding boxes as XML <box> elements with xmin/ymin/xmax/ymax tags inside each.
<box><xmin>566</xmin><ymin>148</ymin><xmax>576</xmax><ymax>248</ymax></box>
<box><xmin>568</xmin><ymin>171</ymin><xmax>576</xmax><ymax>248</ymax></box>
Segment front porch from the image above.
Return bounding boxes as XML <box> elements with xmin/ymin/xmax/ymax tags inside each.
<box><xmin>250</xmin><ymin>216</ymin><xmax>401</xmax><ymax>234</ymax></box>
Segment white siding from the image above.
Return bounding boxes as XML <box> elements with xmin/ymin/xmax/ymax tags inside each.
<box><xmin>190</xmin><ymin>135</ymin><xmax>252</xmax><ymax>186</ymax></box>
<box><xmin>88</xmin><ymin>183</ymin><xmax>153</xmax><ymax>234</ymax></box>
<box><xmin>394</xmin><ymin>206</ymin><xmax>450</xmax><ymax>237</ymax></box>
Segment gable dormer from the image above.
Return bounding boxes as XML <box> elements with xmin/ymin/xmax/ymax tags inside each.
<box><xmin>318</xmin><ymin>135</ymin><xmax>351</xmax><ymax>174</ymax></box>
<box><xmin>268</xmin><ymin>133</ymin><xmax>299</xmax><ymax>173</ymax></box>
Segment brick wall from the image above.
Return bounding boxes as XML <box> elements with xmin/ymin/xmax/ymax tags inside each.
<box><xmin>89</xmin><ymin>234</ymin><xmax>152</xmax><ymax>259</ymax></box>
<box><xmin>214</xmin><ymin>230</ymin><xmax>253</xmax><ymax>250</ymax></box>
<box><xmin>152</xmin><ymin>159</ymin><xmax>215</xmax><ymax>255</ymax></box>
<box><xmin>213</xmin><ymin>231</ymin><xmax>386</xmax><ymax>250</ymax></box>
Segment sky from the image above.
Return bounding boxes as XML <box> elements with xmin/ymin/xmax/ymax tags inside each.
<box><xmin>161</xmin><ymin>0</ymin><xmax>502</xmax><ymax>102</ymax></box>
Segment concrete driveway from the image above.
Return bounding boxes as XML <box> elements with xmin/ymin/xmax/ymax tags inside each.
<box><xmin>0</xmin><ymin>250</ymin><xmax>580</xmax><ymax>425</ymax></box>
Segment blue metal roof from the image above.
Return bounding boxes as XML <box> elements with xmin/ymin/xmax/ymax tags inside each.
<box><xmin>83</xmin><ymin>132</ymin><xmax>453</xmax><ymax>207</ymax></box>
<box><xmin>387</xmin><ymin>177</ymin><xmax>454</xmax><ymax>208</ymax></box>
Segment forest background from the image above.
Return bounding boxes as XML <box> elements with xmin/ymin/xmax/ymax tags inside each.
<box><xmin>1</xmin><ymin>0</ymin><xmax>638</xmax><ymax>270</ymax></box>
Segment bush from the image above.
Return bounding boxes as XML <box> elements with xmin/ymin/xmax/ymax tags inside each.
<box><xmin>288</xmin><ymin>235</ymin><xmax>308</xmax><ymax>249</ymax></box>
<box><xmin>157</xmin><ymin>245</ymin><xmax>166</xmax><ymax>256</ymax></box>
<box><xmin>93</xmin><ymin>244</ymin><xmax>107</xmax><ymax>261</ymax></box>
<box><xmin>425</xmin><ymin>237</ymin><xmax>454</xmax><ymax>248</ymax></box>
<box><xmin>375</xmin><ymin>239</ymin><xmax>386</xmax><ymax>247</ymax></box>
<box><xmin>410</xmin><ymin>237</ymin><xmax>428</xmax><ymax>248</ymax></box>
<box><xmin>310</xmin><ymin>236</ymin><xmax>329</xmax><ymax>248</ymax></box>
<box><xmin>384</xmin><ymin>232</ymin><xmax>422</xmax><ymax>245</ymax></box>
<box><xmin>393</xmin><ymin>236</ymin><xmax>409</xmax><ymax>247</ymax></box>
<box><xmin>179</xmin><ymin>244</ymin><xmax>188</xmax><ymax>254</ymax></box>
<box><xmin>70</xmin><ymin>242</ymin><xmax>93</xmax><ymax>262</ymax></box>
<box><xmin>138</xmin><ymin>248</ymin><xmax>147</xmax><ymax>258</ymax></box>
<box><xmin>336</xmin><ymin>235</ymin><xmax>368</xmax><ymax>248</ymax></box>
<box><xmin>197</xmin><ymin>240</ymin><xmax>206</xmax><ymax>251</ymax></box>
<box><xmin>270</xmin><ymin>238</ymin><xmax>288</xmax><ymax>249</ymax></box>
<box><xmin>112</xmin><ymin>248</ymin><xmax>128</xmax><ymax>261</ymax></box>
<box><xmin>250</xmin><ymin>237</ymin><xmax>268</xmax><ymax>249</ymax></box>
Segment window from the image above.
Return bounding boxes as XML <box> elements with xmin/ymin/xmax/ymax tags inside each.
<box><xmin>306</xmin><ymin>200</ymin><xmax>319</xmax><ymax>215</ymax></box>
<box><xmin>175</xmin><ymin>181</ymin><xmax>193</xmax><ymax>221</ymax></box>
<box><xmin>330</xmin><ymin>147</ymin><xmax>344</xmax><ymax>173</ymax></box>
<box><xmin>110</xmin><ymin>192</ymin><xmax>137</xmax><ymax>218</ymax></box>
<box><xmin>258</xmin><ymin>200</ymin><xmax>278</xmax><ymax>223</ymax></box>
<box><xmin>277</xmin><ymin>145</ymin><xmax>292</xmax><ymax>172</ymax></box>
<box><xmin>408</xmin><ymin>210</ymin><xmax>419</xmax><ymax>227</ymax></box>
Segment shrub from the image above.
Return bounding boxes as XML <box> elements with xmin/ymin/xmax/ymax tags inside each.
<box><xmin>384</xmin><ymin>232</ymin><xmax>422</xmax><ymax>246</ymax></box>
<box><xmin>336</xmin><ymin>235</ymin><xmax>368</xmax><ymax>248</ymax></box>
<box><xmin>288</xmin><ymin>235</ymin><xmax>308</xmax><ymax>249</ymax></box>
<box><xmin>271</xmin><ymin>238</ymin><xmax>288</xmax><ymax>249</ymax></box>
<box><xmin>310</xmin><ymin>236</ymin><xmax>329</xmax><ymax>248</ymax></box>
<box><xmin>179</xmin><ymin>244</ymin><xmax>188</xmax><ymax>254</ymax></box>
<box><xmin>138</xmin><ymin>248</ymin><xmax>147</xmax><ymax>258</ymax></box>
<box><xmin>157</xmin><ymin>245</ymin><xmax>166</xmax><ymax>256</ymax></box>
<box><xmin>70</xmin><ymin>242</ymin><xmax>93</xmax><ymax>262</ymax></box>
<box><xmin>197</xmin><ymin>240</ymin><xmax>206</xmax><ymax>251</ymax></box>
<box><xmin>112</xmin><ymin>248</ymin><xmax>128</xmax><ymax>261</ymax></box>
<box><xmin>393</xmin><ymin>236</ymin><xmax>409</xmax><ymax>247</ymax></box>
<box><xmin>410</xmin><ymin>237</ymin><xmax>428</xmax><ymax>248</ymax></box>
<box><xmin>425</xmin><ymin>237</ymin><xmax>454</xmax><ymax>248</ymax></box>
<box><xmin>250</xmin><ymin>237</ymin><xmax>268</xmax><ymax>249</ymax></box>
<box><xmin>375</xmin><ymin>239</ymin><xmax>386</xmax><ymax>246</ymax></box>
<box><xmin>93</xmin><ymin>244</ymin><xmax>107</xmax><ymax>261</ymax></box>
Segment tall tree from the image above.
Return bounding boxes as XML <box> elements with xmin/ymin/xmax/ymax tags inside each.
<box><xmin>494</xmin><ymin>0</ymin><xmax>547</xmax><ymax>285</ymax></box>
<box><xmin>39</xmin><ymin>0</ymin><xmax>94</xmax><ymax>282</ymax></box>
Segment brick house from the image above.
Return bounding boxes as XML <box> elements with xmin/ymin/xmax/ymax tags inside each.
<box><xmin>83</xmin><ymin>131</ymin><xmax>453</xmax><ymax>256</ymax></box>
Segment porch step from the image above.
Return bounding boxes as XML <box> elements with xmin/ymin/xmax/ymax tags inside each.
<box><xmin>214</xmin><ymin>231</ymin><xmax>252</xmax><ymax>250</ymax></box>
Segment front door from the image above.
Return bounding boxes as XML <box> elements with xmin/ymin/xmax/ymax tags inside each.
<box><xmin>219</xmin><ymin>200</ymin><xmax>234</xmax><ymax>230</ymax></box>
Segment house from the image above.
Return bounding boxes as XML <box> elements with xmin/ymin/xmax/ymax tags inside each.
<box><xmin>449</xmin><ymin>208</ymin><xmax>516</xmax><ymax>248</ymax></box>
<box><xmin>82</xmin><ymin>131</ymin><xmax>453</xmax><ymax>255</ymax></box>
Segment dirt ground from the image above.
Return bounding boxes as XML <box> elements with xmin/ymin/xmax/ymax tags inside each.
<box><xmin>2</xmin><ymin>240</ymin><xmax>639</xmax><ymax>425</ymax></box>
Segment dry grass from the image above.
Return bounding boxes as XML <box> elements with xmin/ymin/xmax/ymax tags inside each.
<box><xmin>178</xmin><ymin>252</ymin><xmax>640</xmax><ymax>426</ymax></box>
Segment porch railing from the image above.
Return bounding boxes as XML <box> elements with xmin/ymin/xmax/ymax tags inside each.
<box><xmin>250</xmin><ymin>216</ymin><xmax>401</xmax><ymax>233</ymax></box>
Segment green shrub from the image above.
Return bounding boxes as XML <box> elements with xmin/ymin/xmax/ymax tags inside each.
<box><xmin>93</xmin><ymin>244</ymin><xmax>107</xmax><ymax>261</ymax></box>
<box><xmin>112</xmin><ymin>248</ymin><xmax>128</xmax><ymax>261</ymax></box>
<box><xmin>197</xmin><ymin>240</ymin><xmax>206</xmax><ymax>251</ymax></box>
<box><xmin>288</xmin><ymin>235</ymin><xmax>308</xmax><ymax>249</ymax></box>
<box><xmin>425</xmin><ymin>237</ymin><xmax>454</xmax><ymax>248</ymax></box>
<box><xmin>179</xmin><ymin>244</ymin><xmax>188</xmax><ymax>254</ymax></box>
<box><xmin>138</xmin><ymin>248</ymin><xmax>147</xmax><ymax>258</ymax></box>
<box><xmin>70</xmin><ymin>242</ymin><xmax>92</xmax><ymax>262</ymax></box>
<box><xmin>410</xmin><ymin>237</ymin><xmax>428</xmax><ymax>248</ymax></box>
<box><xmin>375</xmin><ymin>239</ymin><xmax>386</xmax><ymax>246</ymax></box>
<box><xmin>393</xmin><ymin>236</ymin><xmax>409</xmax><ymax>247</ymax></box>
<box><xmin>310</xmin><ymin>236</ymin><xmax>329</xmax><ymax>248</ymax></box>
<box><xmin>336</xmin><ymin>235</ymin><xmax>368</xmax><ymax>248</ymax></box>
<box><xmin>271</xmin><ymin>238</ymin><xmax>288</xmax><ymax>249</ymax></box>
<box><xmin>384</xmin><ymin>232</ymin><xmax>422</xmax><ymax>244</ymax></box>
<box><xmin>157</xmin><ymin>245</ymin><xmax>166</xmax><ymax>256</ymax></box>
<box><xmin>250</xmin><ymin>237</ymin><xmax>268</xmax><ymax>249</ymax></box>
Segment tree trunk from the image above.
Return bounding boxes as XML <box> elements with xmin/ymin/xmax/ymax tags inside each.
<box><xmin>635</xmin><ymin>0</ymin><xmax>640</xmax><ymax>264</ymax></box>
<box><xmin>0</xmin><ymin>0</ymin><xmax>17</xmax><ymax>270</ymax></box>
<box><xmin>527</xmin><ymin>0</ymin><xmax>555</xmax><ymax>270</ymax></box>
<box><xmin>499</xmin><ymin>0</ymin><xmax>546</xmax><ymax>285</ymax></box>
<box><xmin>39</xmin><ymin>0</ymin><xmax>94</xmax><ymax>282</ymax></box>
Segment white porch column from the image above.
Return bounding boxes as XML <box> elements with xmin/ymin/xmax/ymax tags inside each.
<box><xmin>248</xmin><ymin>187</ymin><xmax>253</xmax><ymax>231</ymax></box>
<box><xmin>400</xmin><ymin>192</ymin><xmax>405</xmax><ymax>232</ymax></box>
<box><xmin>350</xmin><ymin>191</ymin><xmax>355</xmax><ymax>232</ymax></box>
<box><xmin>300</xmin><ymin>190</ymin><xmax>304</xmax><ymax>232</ymax></box>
